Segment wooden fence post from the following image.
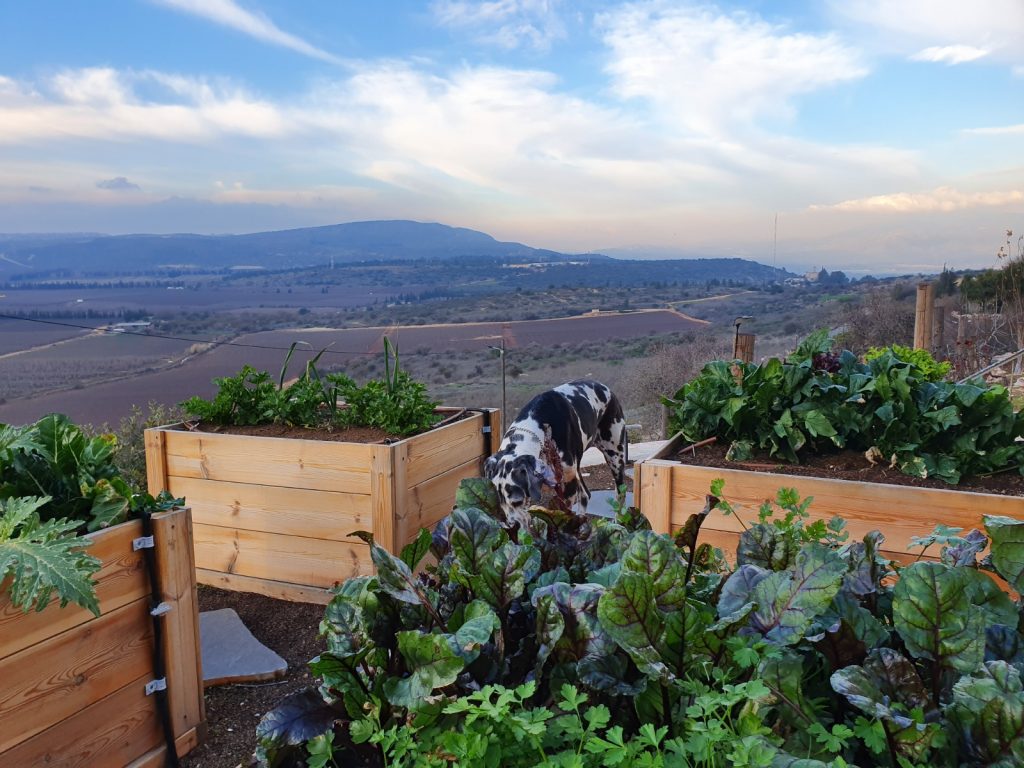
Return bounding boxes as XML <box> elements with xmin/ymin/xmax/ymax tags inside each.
<box><xmin>933</xmin><ymin>304</ymin><xmax>946</xmax><ymax>351</ymax></box>
<box><xmin>914</xmin><ymin>282</ymin><xmax>934</xmax><ymax>351</ymax></box>
<box><xmin>734</xmin><ymin>333</ymin><xmax>756</xmax><ymax>363</ymax></box>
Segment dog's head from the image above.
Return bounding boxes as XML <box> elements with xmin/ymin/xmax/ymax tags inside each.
<box><xmin>484</xmin><ymin>453</ymin><xmax>556</xmax><ymax>517</ymax></box>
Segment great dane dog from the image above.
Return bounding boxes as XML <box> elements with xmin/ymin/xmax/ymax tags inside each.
<box><xmin>484</xmin><ymin>379</ymin><xmax>627</xmax><ymax>520</ymax></box>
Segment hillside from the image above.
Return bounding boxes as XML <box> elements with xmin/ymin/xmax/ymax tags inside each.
<box><xmin>0</xmin><ymin>221</ymin><xmax>793</xmax><ymax>283</ymax></box>
<box><xmin>0</xmin><ymin>220</ymin><xmax>573</xmax><ymax>273</ymax></box>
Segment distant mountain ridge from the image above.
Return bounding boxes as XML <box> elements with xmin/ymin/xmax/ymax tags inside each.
<box><xmin>0</xmin><ymin>220</ymin><xmax>792</xmax><ymax>281</ymax></box>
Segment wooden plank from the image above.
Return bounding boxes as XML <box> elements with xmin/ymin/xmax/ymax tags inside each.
<box><xmin>166</xmin><ymin>476</ymin><xmax>371</xmax><ymax>540</ymax></box>
<box><xmin>664</xmin><ymin>464</ymin><xmax>1024</xmax><ymax>556</ymax></box>
<box><xmin>0</xmin><ymin>673</ymin><xmax>161</xmax><ymax>768</ymax></box>
<box><xmin>124</xmin><ymin>727</ymin><xmax>204</xmax><ymax>768</ymax></box>
<box><xmin>0</xmin><ymin>598</ymin><xmax>153</xmax><ymax>753</ymax></box>
<box><xmin>144</xmin><ymin>429</ymin><xmax>168</xmax><ymax>496</ymax></box>
<box><xmin>405</xmin><ymin>412</ymin><xmax>486</xmax><ymax>487</ymax></box>
<box><xmin>638</xmin><ymin>460</ymin><xmax>673</xmax><ymax>535</ymax></box>
<box><xmin>0</xmin><ymin>520</ymin><xmax>147</xmax><ymax>659</ymax></box>
<box><xmin>398</xmin><ymin>455</ymin><xmax>480</xmax><ymax>545</ymax></box>
<box><xmin>192</xmin><ymin>524</ymin><xmax>372</xmax><ymax>589</ymax></box>
<box><xmin>152</xmin><ymin>508</ymin><xmax>205</xmax><ymax>745</ymax></box>
<box><xmin>161</xmin><ymin>428</ymin><xmax>373</xmax><ymax>494</ymax></box>
<box><xmin>370</xmin><ymin>444</ymin><xmax>399</xmax><ymax>553</ymax></box>
<box><xmin>196</xmin><ymin>569</ymin><xmax>333</xmax><ymax>605</ymax></box>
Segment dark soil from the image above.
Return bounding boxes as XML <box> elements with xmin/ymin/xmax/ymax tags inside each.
<box><xmin>581</xmin><ymin>462</ymin><xmax>634</xmax><ymax>492</ymax></box>
<box><xmin>182</xmin><ymin>587</ymin><xmax>325</xmax><ymax>768</ymax></box>
<box><xmin>185</xmin><ymin>421</ymin><xmax>395</xmax><ymax>443</ymax></box>
<box><xmin>672</xmin><ymin>441</ymin><xmax>1024</xmax><ymax>496</ymax></box>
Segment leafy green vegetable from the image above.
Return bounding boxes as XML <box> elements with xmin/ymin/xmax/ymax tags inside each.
<box><xmin>663</xmin><ymin>332</ymin><xmax>1024</xmax><ymax>483</ymax></box>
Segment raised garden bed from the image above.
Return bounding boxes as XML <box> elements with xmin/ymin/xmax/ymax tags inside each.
<box><xmin>0</xmin><ymin>506</ymin><xmax>205</xmax><ymax>767</ymax></box>
<box><xmin>635</xmin><ymin>431</ymin><xmax>1024</xmax><ymax>563</ymax></box>
<box><xmin>144</xmin><ymin>408</ymin><xmax>499</xmax><ymax>604</ymax></box>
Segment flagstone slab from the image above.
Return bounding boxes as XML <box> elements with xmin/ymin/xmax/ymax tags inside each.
<box><xmin>200</xmin><ymin>608</ymin><xmax>288</xmax><ymax>687</ymax></box>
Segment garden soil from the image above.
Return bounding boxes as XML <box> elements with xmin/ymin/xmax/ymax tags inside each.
<box><xmin>672</xmin><ymin>441</ymin><xmax>1024</xmax><ymax>496</ymax></box>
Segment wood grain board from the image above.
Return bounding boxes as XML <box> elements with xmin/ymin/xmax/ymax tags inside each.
<box><xmin>0</xmin><ymin>508</ymin><xmax>205</xmax><ymax>765</ymax></box>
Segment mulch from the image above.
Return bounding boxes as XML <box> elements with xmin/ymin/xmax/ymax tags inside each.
<box><xmin>672</xmin><ymin>441</ymin><xmax>1024</xmax><ymax>496</ymax></box>
<box><xmin>181</xmin><ymin>587</ymin><xmax>325</xmax><ymax>768</ymax></box>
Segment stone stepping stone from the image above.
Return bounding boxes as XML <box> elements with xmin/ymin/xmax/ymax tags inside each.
<box><xmin>200</xmin><ymin>608</ymin><xmax>288</xmax><ymax>687</ymax></box>
<box><xmin>588</xmin><ymin>490</ymin><xmax>634</xmax><ymax>518</ymax></box>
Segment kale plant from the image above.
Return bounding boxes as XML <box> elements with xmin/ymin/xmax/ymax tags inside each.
<box><xmin>664</xmin><ymin>330</ymin><xmax>1024</xmax><ymax>482</ymax></box>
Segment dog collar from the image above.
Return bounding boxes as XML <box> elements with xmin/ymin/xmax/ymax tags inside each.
<box><xmin>506</xmin><ymin>424</ymin><xmax>545</xmax><ymax>444</ymax></box>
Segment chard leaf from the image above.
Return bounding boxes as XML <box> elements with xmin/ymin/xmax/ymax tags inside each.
<box><xmin>962</xmin><ymin>569</ymin><xmax>1019</xmax><ymax>628</ymax></box>
<box><xmin>718</xmin><ymin>564</ymin><xmax>769</xmax><ymax>619</ymax></box>
<box><xmin>803</xmin><ymin>409</ymin><xmax>837</xmax><ymax>439</ymax></box>
<box><xmin>400</xmin><ymin>528</ymin><xmax>432</xmax><ymax>570</ymax></box>
<box><xmin>449</xmin><ymin>506</ymin><xmax>503</xmax><ymax>575</ymax></box>
<box><xmin>586</xmin><ymin>562</ymin><xmax>622</xmax><ymax>587</ymax></box>
<box><xmin>369</xmin><ymin>540</ymin><xmax>429</xmax><ymax>607</ymax></box>
<box><xmin>893</xmin><ymin>561</ymin><xmax>985</xmax><ymax>674</ymax></box>
<box><xmin>986</xmin><ymin>625</ymin><xmax>1024</xmax><ymax>671</ymax></box>
<box><xmin>471</xmin><ymin>541</ymin><xmax>539</xmax><ymax>609</ymax></box>
<box><xmin>578</xmin><ymin>653</ymin><xmax>646</xmax><ymax>696</ymax></box>
<box><xmin>255</xmin><ymin>687</ymin><xmax>341</xmax><ymax>748</ymax></box>
<box><xmin>597</xmin><ymin>572</ymin><xmax>669</xmax><ymax>680</ymax></box>
<box><xmin>533</xmin><ymin>588</ymin><xmax>565</xmax><ymax>675</ymax></box>
<box><xmin>621</xmin><ymin>530</ymin><xmax>687</xmax><ymax>610</ymax></box>
<box><xmin>942</xmin><ymin>528</ymin><xmax>988</xmax><ymax>568</ymax></box>
<box><xmin>830</xmin><ymin>647</ymin><xmax>931</xmax><ymax>729</ymax></box>
<box><xmin>450</xmin><ymin>600</ymin><xmax>499</xmax><ymax>658</ymax></box>
<box><xmin>534</xmin><ymin>582</ymin><xmax>614</xmax><ymax>663</ymax></box>
<box><xmin>738</xmin><ymin>523</ymin><xmax>797</xmax><ymax>571</ymax></box>
<box><xmin>758</xmin><ymin>652</ymin><xmax>820</xmax><ymax>730</ymax></box>
<box><xmin>455</xmin><ymin>478</ymin><xmax>501</xmax><ymax>518</ymax></box>
<box><xmin>749</xmin><ymin>543</ymin><xmax>846</xmax><ymax>645</ymax></box>
<box><xmin>950</xmin><ymin>661</ymin><xmax>1024</xmax><ymax>767</ymax></box>
<box><xmin>383</xmin><ymin>631</ymin><xmax>465</xmax><ymax>707</ymax></box>
<box><xmin>815</xmin><ymin>592</ymin><xmax>889</xmax><ymax>669</ymax></box>
<box><xmin>985</xmin><ymin>515</ymin><xmax>1024</xmax><ymax>592</ymax></box>
<box><xmin>841</xmin><ymin>530</ymin><xmax>889</xmax><ymax>597</ymax></box>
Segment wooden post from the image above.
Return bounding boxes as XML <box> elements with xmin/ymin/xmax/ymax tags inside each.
<box><xmin>914</xmin><ymin>283</ymin><xmax>930</xmax><ymax>350</ymax></box>
<box><xmin>923</xmin><ymin>283</ymin><xmax>935</xmax><ymax>352</ymax></box>
<box><xmin>734</xmin><ymin>333</ymin><xmax>756</xmax><ymax>363</ymax></box>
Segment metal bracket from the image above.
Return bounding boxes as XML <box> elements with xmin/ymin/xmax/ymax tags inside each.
<box><xmin>150</xmin><ymin>602</ymin><xmax>173</xmax><ymax>617</ymax></box>
<box><xmin>145</xmin><ymin>678</ymin><xmax>167</xmax><ymax>696</ymax></box>
<box><xmin>481</xmin><ymin>426</ymin><xmax>492</xmax><ymax>434</ymax></box>
<box><xmin>133</xmin><ymin>535</ymin><xmax>155</xmax><ymax>551</ymax></box>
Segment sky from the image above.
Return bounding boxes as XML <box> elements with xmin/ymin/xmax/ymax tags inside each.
<box><xmin>0</xmin><ymin>1</ymin><xmax>1022</xmax><ymax>273</ymax></box>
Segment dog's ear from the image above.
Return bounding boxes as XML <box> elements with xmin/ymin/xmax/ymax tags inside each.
<box><xmin>484</xmin><ymin>455</ymin><xmax>499</xmax><ymax>478</ymax></box>
<box><xmin>527</xmin><ymin>471</ymin><xmax>544</xmax><ymax>503</ymax></box>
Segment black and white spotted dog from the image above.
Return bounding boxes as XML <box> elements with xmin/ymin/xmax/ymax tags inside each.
<box><xmin>484</xmin><ymin>380</ymin><xmax>627</xmax><ymax>520</ymax></box>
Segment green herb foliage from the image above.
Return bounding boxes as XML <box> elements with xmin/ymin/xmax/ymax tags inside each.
<box><xmin>182</xmin><ymin>339</ymin><xmax>439</xmax><ymax>437</ymax></box>
<box><xmin>664</xmin><ymin>331</ymin><xmax>1024</xmax><ymax>483</ymax></box>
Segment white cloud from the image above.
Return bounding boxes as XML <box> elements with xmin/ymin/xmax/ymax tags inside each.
<box><xmin>962</xmin><ymin>123</ymin><xmax>1024</xmax><ymax>136</ymax></box>
<box><xmin>813</xmin><ymin>186</ymin><xmax>1024</xmax><ymax>213</ymax></box>
<box><xmin>431</xmin><ymin>0</ymin><xmax>566</xmax><ymax>50</ymax></box>
<box><xmin>910</xmin><ymin>45</ymin><xmax>989</xmax><ymax>65</ymax></box>
<box><xmin>597</xmin><ymin>3</ymin><xmax>867</xmax><ymax>134</ymax></box>
<box><xmin>833</xmin><ymin>1</ymin><xmax>1024</xmax><ymax>67</ymax></box>
<box><xmin>151</xmin><ymin>0</ymin><xmax>341</xmax><ymax>64</ymax></box>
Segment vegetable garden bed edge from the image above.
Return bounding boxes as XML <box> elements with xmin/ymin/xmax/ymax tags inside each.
<box><xmin>0</xmin><ymin>506</ymin><xmax>205</xmax><ymax>767</ymax></box>
<box><xmin>144</xmin><ymin>407</ymin><xmax>500</xmax><ymax>604</ymax></box>
<box><xmin>635</xmin><ymin>431</ymin><xmax>1024</xmax><ymax>564</ymax></box>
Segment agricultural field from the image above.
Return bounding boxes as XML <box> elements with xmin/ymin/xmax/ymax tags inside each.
<box><xmin>0</xmin><ymin>316</ymin><xmax>87</xmax><ymax>355</ymax></box>
<box><xmin>0</xmin><ymin>309</ymin><xmax>708</xmax><ymax>427</ymax></box>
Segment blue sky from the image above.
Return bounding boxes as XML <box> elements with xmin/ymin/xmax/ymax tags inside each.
<box><xmin>0</xmin><ymin>0</ymin><xmax>1021</xmax><ymax>272</ymax></box>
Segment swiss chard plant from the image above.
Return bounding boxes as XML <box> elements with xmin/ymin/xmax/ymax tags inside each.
<box><xmin>254</xmin><ymin>474</ymin><xmax>1024</xmax><ymax>768</ymax></box>
<box><xmin>664</xmin><ymin>330</ymin><xmax>1024</xmax><ymax>483</ymax></box>
<box><xmin>182</xmin><ymin>338</ymin><xmax>439</xmax><ymax>437</ymax></box>
<box><xmin>0</xmin><ymin>413</ymin><xmax>184</xmax><ymax>615</ymax></box>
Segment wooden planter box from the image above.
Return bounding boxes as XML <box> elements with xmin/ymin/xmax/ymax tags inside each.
<box><xmin>635</xmin><ymin>433</ymin><xmax>1024</xmax><ymax>563</ymax></box>
<box><xmin>144</xmin><ymin>408</ymin><xmax>500</xmax><ymax>604</ymax></box>
<box><xmin>0</xmin><ymin>506</ymin><xmax>205</xmax><ymax>768</ymax></box>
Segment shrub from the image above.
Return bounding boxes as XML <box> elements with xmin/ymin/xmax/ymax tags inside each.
<box><xmin>664</xmin><ymin>330</ymin><xmax>1024</xmax><ymax>483</ymax></box>
<box><xmin>254</xmin><ymin>475</ymin><xmax>1024</xmax><ymax>767</ymax></box>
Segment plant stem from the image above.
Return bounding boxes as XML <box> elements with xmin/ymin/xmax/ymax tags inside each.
<box><xmin>881</xmin><ymin>720</ymin><xmax>900</xmax><ymax>768</ymax></box>
<box><xmin>661</xmin><ymin>683</ymin><xmax>673</xmax><ymax>736</ymax></box>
